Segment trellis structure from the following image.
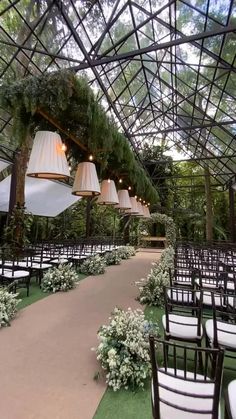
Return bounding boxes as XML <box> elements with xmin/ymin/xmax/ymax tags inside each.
<box><xmin>0</xmin><ymin>0</ymin><xmax>236</xmax><ymax>190</ymax></box>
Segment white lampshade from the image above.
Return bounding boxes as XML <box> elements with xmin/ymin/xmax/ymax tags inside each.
<box><xmin>26</xmin><ymin>131</ymin><xmax>70</xmax><ymax>179</ymax></box>
<box><xmin>125</xmin><ymin>197</ymin><xmax>139</xmax><ymax>215</ymax></box>
<box><xmin>72</xmin><ymin>162</ymin><xmax>100</xmax><ymax>196</ymax></box>
<box><xmin>117</xmin><ymin>189</ymin><xmax>132</xmax><ymax>210</ymax></box>
<box><xmin>97</xmin><ymin>179</ymin><xmax>119</xmax><ymax>205</ymax></box>
<box><xmin>137</xmin><ymin>201</ymin><xmax>144</xmax><ymax>216</ymax></box>
<box><xmin>143</xmin><ymin>205</ymin><xmax>151</xmax><ymax>218</ymax></box>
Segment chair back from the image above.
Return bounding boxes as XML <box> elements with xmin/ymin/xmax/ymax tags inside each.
<box><xmin>164</xmin><ymin>287</ymin><xmax>203</xmax><ymax>338</ymax></box>
<box><xmin>211</xmin><ymin>292</ymin><xmax>236</xmax><ymax>349</ymax></box>
<box><xmin>149</xmin><ymin>337</ymin><xmax>224</xmax><ymax>419</ymax></box>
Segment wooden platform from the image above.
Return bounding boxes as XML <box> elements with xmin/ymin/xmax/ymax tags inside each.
<box><xmin>141</xmin><ymin>236</ymin><xmax>167</xmax><ymax>247</ymax></box>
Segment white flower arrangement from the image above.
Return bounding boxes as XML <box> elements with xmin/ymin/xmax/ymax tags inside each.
<box><xmin>117</xmin><ymin>245</ymin><xmax>136</xmax><ymax>260</ymax></box>
<box><xmin>105</xmin><ymin>250</ymin><xmax>122</xmax><ymax>266</ymax></box>
<box><xmin>0</xmin><ymin>289</ymin><xmax>19</xmax><ymax>327</ymax></box>
<box><xmin>80</xmin><ymin>254</ymin><xmax>106</xmax><ymax>275</ymax></box>
<box><xmin>95</xmin><ymin>307</ymin><xmax>159</xmax><ymax>391</ymax></box>
<box><xmin>138</xmin><ymin>246</ymin><xmax>174</xmax><ymax>306</ymax></box>
<box><xmin>42</xmin><ymin>263</ymin><xmax>78</xmax><ymax>293</ymax></box>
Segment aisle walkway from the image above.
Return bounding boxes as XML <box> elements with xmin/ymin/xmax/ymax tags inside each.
<box><xmin>0</xmin><ymin>250</ymin><xmax>160</xmax><ymax>419</ymax></box>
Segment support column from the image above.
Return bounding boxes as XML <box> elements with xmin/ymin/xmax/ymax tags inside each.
<box><xmin>229</xmin><ymin>184</ymin><xmax>236</xmax><ymax>242</ymax></box>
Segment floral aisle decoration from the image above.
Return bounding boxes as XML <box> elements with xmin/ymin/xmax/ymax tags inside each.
<box><xmin>95</xmin><ymin>307</ymin><xmax>159</xmax><ymax>391</ymax></box>
<box><xmin>42</xmin><ymin>263</ymin><xmax>78</xmax><ymax>293</ymax></box>
<box><xmin>117</xmin><ymin>245</ymin><xmax>136</xmax><ymax>260</ymax></box>
<box><xmin>138</xmin><ymin>246</ymin><xmax>175</xmax><ymax>307</ymax></box>
<box><xmin>80</xmin><ymin>255</ymin><xmax>106</xmax><ymax>275</ymax></box>
<box><xmin>105</xmin><ymin>250</ymin><xmax>122</xmax><ymax>266</ymax></box>
<box><xmin>0</xmin><ymin>289</ymin><xmax>19</xmax><ymax>327</ymax></box>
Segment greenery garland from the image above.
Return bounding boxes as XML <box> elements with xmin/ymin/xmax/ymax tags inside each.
<box><xmin>144</xmin><ymin>212</ymin><xmax>176</xmax><ymax>246</ymax></box>
<box><xmin>0</xmin><ymin>70</ymin><xmax>159</xmax><ymax>203</ymax></box>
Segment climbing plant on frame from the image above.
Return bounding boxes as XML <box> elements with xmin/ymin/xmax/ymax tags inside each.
<box><xmin>144</xmin><ymin>212</ymin><xmax>176</xmax><ymax>247</ymax></box>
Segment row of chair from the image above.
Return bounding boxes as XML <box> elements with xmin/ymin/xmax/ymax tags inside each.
<box><xmin>149</xmin><ymin>243</ymin><xmax>236</xmax><ymax>418</ymax></box>
<box><xmin>0</xmin><ymin>240</ymin><xmax>122</xmax><ymax>295</ymax></box>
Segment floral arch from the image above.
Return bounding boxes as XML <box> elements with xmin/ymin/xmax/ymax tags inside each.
<box><xmin>145</xmin><ymin>213</ymin><xmax>176</xmax><ymax>247</ymax></box>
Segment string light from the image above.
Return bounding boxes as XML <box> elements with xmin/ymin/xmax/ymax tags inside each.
<box><xmin>119</xmin><ymin>178</ymin><xmax>122</xmax><ymax>183</ymax></box>
<box><xmin>108</xmin><ymin>178</ymin><xmax>111</xmax><ymax>183</ymax></box>
<box><xmin>88</xmin><ymin>154</ymin><xmax>94</xmax><ymax>161</ymax></box>
<box><xmin>139</xmin><ymin>198</ymin><xmax>142</xmax><ymax>202</ymax></box>
<box><xmin>128</xmin><ymin>186</ymin><xmax>131</xmax><ymax>190</ymax></box>
<box><xmin>61</xmin><ymin>143</ymin><xmax>67</xmax><ymax>152</ymax></box>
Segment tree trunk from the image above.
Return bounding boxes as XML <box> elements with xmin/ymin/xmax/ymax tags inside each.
<box><xmin>204</xmin><ymin>166</ymin><xmax>213</xmax><ymax>242</ymax></box>
<box><xmin>15</xmin><ymin>132</ymin><xmax>32</xmax><ymax>207</ymax></box>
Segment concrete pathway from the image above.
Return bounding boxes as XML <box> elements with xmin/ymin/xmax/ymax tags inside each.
<box><xmin>0</xmin><ymin>250</ymin><xmax>160</xmax><ymax>419</ymax></box>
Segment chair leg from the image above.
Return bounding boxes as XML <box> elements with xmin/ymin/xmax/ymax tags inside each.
<box><xmin>197</xmin><ymin>341</ymin><xmax>203</xmax><ymax>372</ymax></box>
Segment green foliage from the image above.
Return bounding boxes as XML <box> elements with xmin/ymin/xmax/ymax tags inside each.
<box><xmin>117</xmin><ymin>246</ymin><xmax>136</xmax><ymax>260</ymax></box>
<box><xmin>171</xmin><ymin>162</ymin><xmax>230</xmax><ymax>242</ymax></box>
<box><xmin>144</xmin><ymin>213</ymin><xmax>176</xmax><ymax>247</ymax></box>
<box><xmin>42</xmin><ymin>263</ymin><xmax>78</xmax><ymax>293</ymax></box>
<box><xmin>138</xmin><ymin>246</ymin><xmax>174</xmax><ymax>307</ymax></box>
<box><xmin>80</xmin><ymin>255</ymin><xmax>106</xmax><ymax>275</ymax></box>
<box><xmin>105</xmin><ymin>250</ymin><xmax>122</xmax><ymax>266</ymax></box>
<box><xmin>0</xmin><ymin>70</ymin><xmax>159</xmax><ymax>203</ymax></box>
<box><xmin>0</xmin><ymin>289</ymin><xmax>19</xmax><ymax>327</ymax></box>
<box><xmin>3</xmin><ymin>204</ymin><xmax>33</xmax><ymax>252</ymax></box>
<box><xmin>95</xmin><ymin>307</ymin><xmax>159</xmax><ymax>391</ymax></box>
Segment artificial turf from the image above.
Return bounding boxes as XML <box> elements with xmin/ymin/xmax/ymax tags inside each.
<box><xmin>93</xmin><ymin>306</ymin><xmax>236</xmax><ymax>419</ymax></box>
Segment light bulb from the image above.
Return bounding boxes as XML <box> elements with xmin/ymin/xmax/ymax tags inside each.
<box><xmin>128</xmin><ymin>186</ymin><xmax>131</xmax><ymax>190</ymax></box>
<box><xmin>61</xmin><ymin>143</ymin><xmax>67</xmax><ymax>152</ymax></box>
<box><xmin>119</xmin><ymin>178</ymin><xmax>122</xmax><ymax>183</ymax></box>
<box><xmin>88</xmin><ymin>154</ymin><xmax>93</xmax><ymax>161</ymax></box>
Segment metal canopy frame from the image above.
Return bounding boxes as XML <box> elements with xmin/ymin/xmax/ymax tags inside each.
<box><xmin>0</xmin><ymin>0</ymin><xmax>236</xmax><ymax>189</ymax></box>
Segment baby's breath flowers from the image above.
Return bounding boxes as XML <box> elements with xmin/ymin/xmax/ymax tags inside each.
<box><xmin>95</xmin><ymin>307</ymin><xmax>159</xmax><ymax>391</ymax></box>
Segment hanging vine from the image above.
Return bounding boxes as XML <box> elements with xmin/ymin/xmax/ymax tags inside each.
<box><xmin>0</xmin><ymin>70</ymin><xmax>159</xmax><ymax>204</ymax></box>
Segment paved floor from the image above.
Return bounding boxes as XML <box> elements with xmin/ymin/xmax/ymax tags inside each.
<box><xmin>0</xmin><ymin>250</ymin><xmax>160</xmax><ymax>419</ymax></box>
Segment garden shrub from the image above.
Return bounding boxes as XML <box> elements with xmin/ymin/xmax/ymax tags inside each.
<box><xmin>105</xmin><ymin>250</ymin><xmax>122</xmax><ymax>266</ymax></box>
<box><xmin>42</xmin><ymin>263</ymin><xmax>78</xmax><ymax>292</ymax></box>
<box><xmin>80</xmin><ymin>255</ymin><xmax>106</xmax><ymax>275</ymax></box>
<box><xmin>0</xmin><ymin>289</ymin><xmax>19</xmax><ymax>326</ymax></box>
<box><xmin>95</xmin><ymin>307</ymin><xmax>159</xmax><ymax>391</ymax></box>
<box><xmin>138</xmin><ymin>246</ymin><xmax>174</xmax><ymax>306</ymax></box>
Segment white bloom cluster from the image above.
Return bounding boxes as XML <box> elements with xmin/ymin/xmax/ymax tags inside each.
<box><xmin>42</xmin><ymin>263</ymin><xmax>78</xmax><ymax>293</ymax></box>
<box><xmin>105</xmin><ymin>250</ymin><xmax>122</xmax><ymax>266</ymax></box>
<box><xmin>117</xmin><ymin>246</ymin><xmax>136</xmax><ymax>260</ymax></box>
<box><xmin>0</xmin><ymin>289</ymin><xmax>19</xmax><ymax>327</ymax></box>
<box><xmin>80</xmin><ymin>255</ymin><xmax>106</xmax><ymax>275</ymax></box>
<box><xmin>96</xmin><ymin>307</ymin><xmax>159</xmax><ymax>391</ymax></box>
<box><xmin>138</xmin><ymin>246</ymin><xmax>174</xmax><ymax>307</ymax></box>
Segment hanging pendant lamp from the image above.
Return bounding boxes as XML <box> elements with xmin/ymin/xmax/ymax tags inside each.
<box><xmin>97</xmin><ymin>179</ymin><xmax>119</xmax><ymax>205</ymax></box>
<box><xmin>143</xmin><ymin>205</ymin><xmax>151</xmax><ymax>218</ymax></box>
<box><xmin>116</xmin><ymin>189</ymin><xmax>132</xmax><ymax>210</ymax></box>
<box><xmin>137</xmin><ymin>201</ymin><xmax>144</xmax><ymax>217</ymax></box>
<box><xmin>125</xmin><ymin>197</ymin><xmax>139</xmax><ymax>215</ymax></box>
<box><xmin>26</xmin><ymin>131</ymin><xmax>70</xmax><ymax>179</ymax></box>
<box><xmin>72</xmin><ymin>162</ymin><xmax>100</xmax><ymax>196</ymax></box>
